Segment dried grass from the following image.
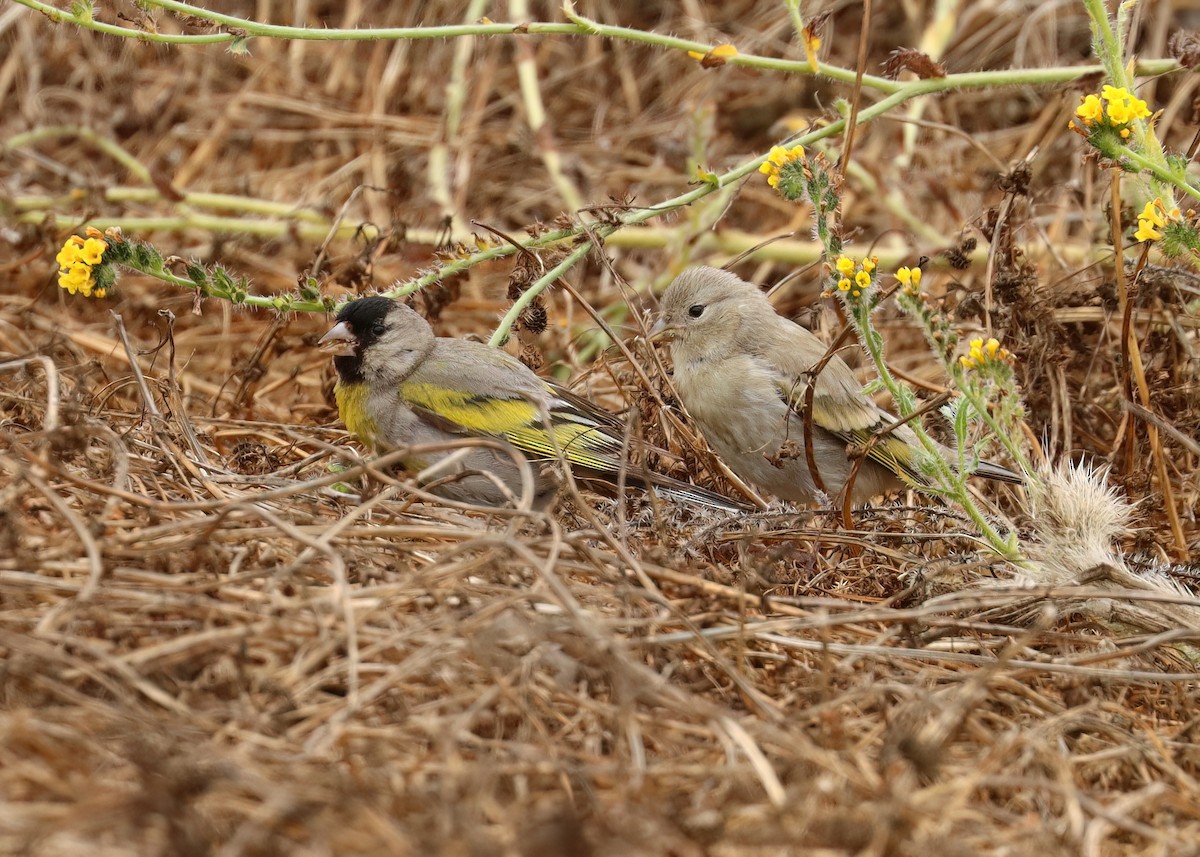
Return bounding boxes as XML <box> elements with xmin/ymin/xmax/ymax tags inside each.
<box><xmin>2</xmin><ymin>1</ymin><xmax>1199</xmax><ymax>854</ymax></box>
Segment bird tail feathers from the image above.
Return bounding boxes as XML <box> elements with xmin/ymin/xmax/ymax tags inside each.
<box><xmin>972</xmin><ymin>459</ymin><xmax>1024</xmax><ymax>484</ymax></box>
<box><xmin>576</xmin><ymin>468</ymin><xmax>749</xmax><ymax>512</ymax></box>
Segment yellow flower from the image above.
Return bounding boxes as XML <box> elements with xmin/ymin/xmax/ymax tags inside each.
<box><xmin>959</xmin><ymin>337</ymin><xmax>1010</xmax><ymax>370</ymax></box>
<box><xmin>1134</xmin><ymin>220</ymin><xmax>1162</xmax><ymax>242</ymax></box>
<box><xmin>1073</xmin><ymin>86</ymin><xmax>1150</xmax><ymax>131</ymax></box>
<box><xmin>58</xmin><ymin>265</ymin><xmax>90</xmax><ymax>295</ymax></box>
<box><xmin>1101</xmin><ymin>85</ymin><xmax>1151</xmax><ymax>123</ymax></box>
<box><xmin>55</xmin><ymin>235</ymin><xmax>85</xmax><ymax>267</ymax></box>
<box><xmin>55</xmin><ymin>234</ymin><xmax>109</xmax><ymax>299</ymax></box>
<box><xmin>1140</xmin><ymin>199</ymin><xmax>1166</xmax><ymax>228</ymax></box>
<box><xmin>1144</xmin><ymin>197</ymin><xmax>1179</xmax><ymax>225</ymax></box>
<box><xmin>758</xmin><ymin>144</ymin><xmax>805</xmax><ymax>191</ymax></box>
<box><xmin>79</xmin><ymin>237</ymin><xmax>107</xmax><ymax>266</ymax></box>
<box><xmin>1106</xmin><ymin>98</ymin><xmax>1134</xmax><ymax>124</ymax></box>
<box><xmin>837</xmin><ymin>277</ymin><xmax>852</xmax><ymax>291</ymax></box>
<box><xmin>861</xmin><ymin>256</ymin><xmax>876</xmax><ymax>274</ymax></box>
<box><xmin>895</xmin><ymin>266</ymin><xmax>923</xmax><ymax>295</ymax></box>
<box><xmin>1135</xmin><ymin>197</ymin><xmax>1182</xmax><ymax>243</ymax></box>
<box><xmin>1075</xmin><ymin>94</ymin><xmax>1104</xmax><ymax>125</ymax></box>
<box><xmin>854</xmin><ymin>270</ymin><xmax>871</xmax><ymax>289</ymax></box>
<box><xmin>835</xmin><ymin>256</ymin><xmax>855</xmax><ymax>276</ymax></box>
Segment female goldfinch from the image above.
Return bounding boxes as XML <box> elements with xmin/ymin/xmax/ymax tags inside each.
<box><xmin>655</xmin><ymin>266</ymin><xmax>1022</xmax><ymax>505</ymax></box>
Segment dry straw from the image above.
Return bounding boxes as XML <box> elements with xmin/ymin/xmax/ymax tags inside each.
<box><xmin>2</xmin><ymin>0</ymin><xmax>1199</xmax><ymax>854</ymax></box>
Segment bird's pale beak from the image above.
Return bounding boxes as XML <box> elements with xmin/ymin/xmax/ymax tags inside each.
<box><xmin>318</xmin><ymin>320</ymin><xmax>357</xmax><ymax>356</ymax></box>
<box><xmin>648</xmin><ymin>317</ymin><xmax>675</xmax><ymax>341</ymax></box>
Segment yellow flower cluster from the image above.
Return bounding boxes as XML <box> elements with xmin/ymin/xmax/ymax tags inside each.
<box><xmin>833</xmin><ymin>254</ymin><xmax>877</xmax><ymax>298</ymax></box>
<box><xmin>895</xmin><ymin>265</ymin><xmax>923</xmax><ymax>296</ymax></box>
<box><xmin>959</xmin><ymin>337</ymin><xmax>1010</xmax><ymax>370</ymax></box>
<box><xmin>758</xmin><ymin>144</ymin><xmax>806</xmax><ymax>189</ymax></box>
<box><xmin>56</xmin><ymin>233</ymin><xmax>109</xmax><ymax>298</ymax></box>
<box><xmin>1072</xmin><ymin>85</ymin><xmax>1151</xmax><ymax>138</ymax></box>
<box><xmin>1134</xmin><ymin>196</ymin><xmax>1181</xmax><ymax>243</ymax></box>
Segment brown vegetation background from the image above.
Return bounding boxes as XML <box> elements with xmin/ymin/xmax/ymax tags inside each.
<box><xmin>2</xmin><ymin>1</ymin><xmax>1199</xmax><ymax>855</ymax></box>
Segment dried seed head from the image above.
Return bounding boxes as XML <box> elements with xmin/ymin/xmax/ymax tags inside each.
<box><xmin>520</xmin><ymin>302</ymin><xmax>549</xmax><ymax>335</ymax></box>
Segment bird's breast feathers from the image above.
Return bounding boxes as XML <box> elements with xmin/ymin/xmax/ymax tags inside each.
<box><xmin>674</xmin><ymin>355</ymin><xmax>788</xmax><ymax>447</ymax></box>
<box><xmin>334</xmin><ymin>382</ymin><xmax>379</xmax><ymax>444</ymax></box>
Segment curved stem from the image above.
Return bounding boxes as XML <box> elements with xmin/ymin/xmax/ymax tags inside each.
<box><xmin>13</xmin><ymin>0</ymin><xmax>1178</xmax><ymax>95</ymax></box>
<box><xmin>488</xmin><ymin>242</ymin><xmax>594</xmax><ymax>347</ymax></box>
<box><xmin>1115</xmin><ymin>145</ymin><xmax>1200</xmax><ymax>201</ymax></box>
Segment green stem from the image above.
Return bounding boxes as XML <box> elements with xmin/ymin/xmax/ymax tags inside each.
<box><xmin>1079</xmin><ymin>0</ymin><xmax>1176</xmax><ymax>200</ymax></box>
<box><xmin>851</xmin><ymin>297</ymin><xmax>1017</xmax><ymax>559</ymax></box>
<box><xmin>953</xmin><ymin>377</ymin><xmax>1031</xmax><ymax>474</ymax></box>
<box><xmin>956</xmin><ymin>487</ymin><xmax>1018</xmax><ymax>558</ymax></box>
<box><xmin>16</xmin><ymin>0</ymin><xmax>229</xmax><ymax>43</ymax></box>
<box><xmin>783</xmin><ymin>0</ymin><xmax>805</xmax><ymax>41</ymax></box>
<box><xmin>30</xmin><ymin>212</ymin><xmax>382</xmax><ymax>244</ymax></box>
<box><xmin>146</xmin><ymin>266</ymin><xmax>197</xmax><ymax>291</ymax></box>
<box><xmin>1115</xmin><ymin>145</ymin><xmax>1200</xmax><ymax>201</ymax></box>
<box><xmin>1082</xmin><ymin>0</ymin><xmax>1126</xmax><ymax>85</ymax></box>
<box><xmin>488</xmin><ymin>242</ymin><xmax>594</xmax><ymax>347</ymax></box>
<box><xmin>853</xmin><ymin>304</ymin><xmax>912</xmax><ymax>414</ymax></box>
<box><xmin>3</xmin><ymin>126</ymin><xmax>152</xmax><ymax>184</ymax></box>
<box><xmin>13</xmin><ymin>0</ymin><xmax>1177</xmax><ymax>95</ymax></box>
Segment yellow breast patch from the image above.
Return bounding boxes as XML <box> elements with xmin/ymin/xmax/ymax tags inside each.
<box><xmin>334</xmin><ymin>383</ymin><xmax>379</xmax><ymax>446</ymax></box>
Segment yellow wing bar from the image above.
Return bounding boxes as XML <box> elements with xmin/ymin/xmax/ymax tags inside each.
<box><xmin>401</xmin><ymin>380</ymin><xmax>620</xmax><ymax>471</ymax></box>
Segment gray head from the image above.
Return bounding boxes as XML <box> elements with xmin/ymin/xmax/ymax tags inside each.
<box><xmin>319</xmin><ymin>297</ymin><xmax>435</xmax><ymax>386</ymax></box>
<box><xmin>656</xmin><ymin>266</ymin><xmax>771</xmax><ymax>360</ymax></box>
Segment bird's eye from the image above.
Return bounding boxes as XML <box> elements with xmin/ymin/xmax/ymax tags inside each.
<box><xmin>370</xmin><ymin>321</ymin><xmax>386</xmax><ymax>337</ymax></box>
<box><xmin>687</xmin><ymin>304</ymin><xmax>705</xmax><ymax>318</ymax></box>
